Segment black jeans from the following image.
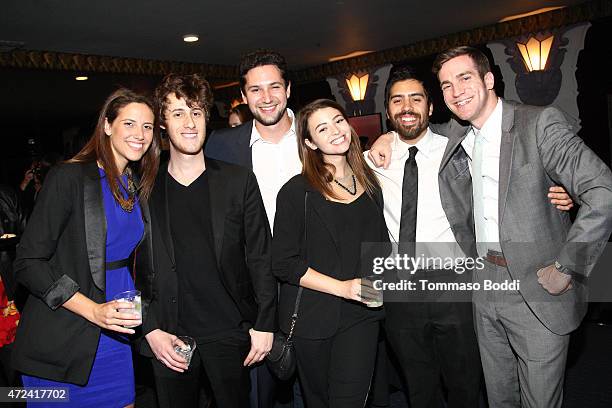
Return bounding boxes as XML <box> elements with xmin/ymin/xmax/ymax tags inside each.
<box><xmin>294</xmin><ymin>319</ymin><xmax>379</xmax><ymax>408</ymax></box>
<box><xmin>152</xmin><ymin>334</ymin><xmax>251</xmax><ymax>408</ymax></box>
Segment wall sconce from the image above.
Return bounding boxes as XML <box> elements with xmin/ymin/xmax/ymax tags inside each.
<box><xmin>516</xmin><ymin>35</ymin><xmax>554</xmax><ymax>72</ymax></box>
<box><xmin>345</xmin><ymin>73</ymin><xmax>369</xmax><ymax>101</ymax></box>
<box><xmin>506</xmin><ymin>31</ymin><xmax>565</xmax><ymax>106</ymax></box>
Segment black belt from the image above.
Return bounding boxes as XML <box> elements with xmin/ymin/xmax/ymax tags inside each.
<box><xmin>106</xmin><ymin>258</ymin><xmax>130</xmax><ymax>270</ymax></box>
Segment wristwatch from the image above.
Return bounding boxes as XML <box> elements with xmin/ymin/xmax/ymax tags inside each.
<box><xmin>554</xmin><ymin>261</ymin><xmax>573</xmax><ymax>276</ymax></box>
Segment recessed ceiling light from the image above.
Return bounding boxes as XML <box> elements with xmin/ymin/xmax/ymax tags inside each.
<box><xmin>75</xmin><ymin>76</ymin><xmax>88</xmax><ymax>81</ymax></box>
<box><xmin>183</xmin><ymin>34</ymin><xmax>199</xmax><ymax>43</ymax></box>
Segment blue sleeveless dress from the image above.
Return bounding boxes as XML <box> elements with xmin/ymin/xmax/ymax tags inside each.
<box><xmin>22</xmin><ymin>169</ymin><xmax>143</xmax><ymax>407</ymax></box>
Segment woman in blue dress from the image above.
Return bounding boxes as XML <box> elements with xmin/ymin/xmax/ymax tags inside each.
<box><xmin>12</xmin><ymin>88</ymin><xmax>160</xmax><ymax>407</ymax></box>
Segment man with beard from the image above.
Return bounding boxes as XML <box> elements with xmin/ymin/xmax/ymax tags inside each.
<box><xmin>366</xmin><ymin>67</ymin><xmax>482</xmax><ymax>407</ymax></box>
<box><xmin>138</xmin><ymin>74</ymin><xmax>276</xmax><ymax>408</ymax></box>
<box><xmin>368</xmin><ymin>62</ymin><xmax>580</xmax><ymax>408</ymax></box>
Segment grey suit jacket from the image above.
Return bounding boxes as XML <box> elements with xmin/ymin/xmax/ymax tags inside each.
<box><xmin>442</xmin><ymin>99</ymin><xmax>612</xmax><ymax>335</ymax></box>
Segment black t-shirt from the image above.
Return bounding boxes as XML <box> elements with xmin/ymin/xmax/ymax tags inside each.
<box><xmin>167</xmin><ymin>171</ymin><xmax>242</xmax><ymax>341</ymax></box>
<box><xmin>327</xmin><ymin>193</ymin><xmax>383</xmax><ymax>328</ymax></box>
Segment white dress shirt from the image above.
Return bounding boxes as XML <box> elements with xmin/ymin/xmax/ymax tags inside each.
<box><xmin>462</xmin><ymin>98</ymin><xmax>503</xmax><ymax>250</ymax></box>
<box><xmin>250</xmin><ymin>108</ymin><xmax>302</xmax><ymax>230</ymax></box>
<box><xmin>367</xmin><ymin>129</ymin><xmax>465</xmax><ymax>259</ymax></box>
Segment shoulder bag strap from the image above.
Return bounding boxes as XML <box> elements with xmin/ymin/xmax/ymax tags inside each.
<box><xmin>286</xmin><ymin>191</ymin><xmax>307</xmax><ymax>340</ymax></box>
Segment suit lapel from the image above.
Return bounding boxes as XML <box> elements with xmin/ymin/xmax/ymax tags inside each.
<box><xmin>138</xmin><ymin>194</ymin><xmax>154</xmax><ymax>272</ymax></box>
<box><xmin>206</xmin><ymin>159</ymin><xmax>226</xmax><ymax>264</ymax></box>
<box><xmin>152</xmin><ymin>165</ymin><xmax>176</xmax><ymax>265</ymax></box>
<box><xmin>83</xmin><ymin>162</ymin><xmax>106</xmax><ymax>292</ymax></box>
<box><xmin>437</xmin><ymin>120</ymin><xmax>470</xmax><ymax>174</ymax></box>
<box><xmin>498</xmin><ymin>100</ymin><xmax>516</xmax><ymax>226</ymax></box>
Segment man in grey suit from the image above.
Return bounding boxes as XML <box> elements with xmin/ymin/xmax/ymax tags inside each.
<box><xmin>432</xmin><ymin>46</ymin><xmax>612</xmax><ymax>407</ymax></box>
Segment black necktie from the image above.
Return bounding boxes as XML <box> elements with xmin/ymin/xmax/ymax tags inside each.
<box><xmin>399</xmin><ymin>146</ymin><xmax>418</xmax><ymax>246</ymax></box>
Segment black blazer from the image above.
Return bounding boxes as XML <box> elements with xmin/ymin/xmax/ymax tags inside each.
<box><xmin>12</xmin><ymin>162</ymin><xmax>152</xmax><ymax>385</ymax></box>
<box><xmin>205</xmin><ymin>121</ymin><xmax>254</xmax><ymax>168</ymax></box>
<box><xmin>137</xmin><ymin>158</ymin><xmax>277</xmax><ymax>357</ymax></box>
<box><xmin>272</xmin><ymin>175</ymin><xmax>388</xmax><ymax>340</ymax></box>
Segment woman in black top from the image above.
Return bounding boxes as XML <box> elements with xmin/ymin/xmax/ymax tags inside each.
<box><xmin>272</xmin><ymin>99</ymin><xmax>389</xmax><ymax>408</ymax></box>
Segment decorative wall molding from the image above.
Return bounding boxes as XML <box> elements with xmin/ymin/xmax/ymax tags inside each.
<box><xmin>0</xmin><ymin>49</ymin><xmax>238</xmax><ymax>80</ymax></box>
<box><xmin>291</xmin><ymin>0</ymin><xmax>611</xmax><ymax>83</ymax></box>
<box><xmin>0</xmin><ymin>0</ymin><xmax>609</xmax><ymax>85</ymax></box>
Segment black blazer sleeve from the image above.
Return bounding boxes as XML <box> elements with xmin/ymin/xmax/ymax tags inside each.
<box><xmin>272</xmin><ymin>179</ymin><xmax>308</xmax><ymax>286</ymax></box>
<box><xmin>244</xmin><ymin>171</ymin><xmax>278</xmax><ymax>332</ymax></box>
<box><xmin>13</xmin><ymin>165</ymin><xmax>80</xmax><ymax>310</ymax></box>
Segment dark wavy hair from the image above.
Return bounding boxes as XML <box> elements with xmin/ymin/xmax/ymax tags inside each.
<box><xmin>239</xmin><ymin>49</ymin><xmax>289</xmax><ymax>93</ymax></box>
<box><xmin>432</xmin><ymin>46</ymin><xmax>492</xmax><ymax>80</ymax></box>
<box><xmin>70</xmin><ymin>88</ymin><xmax>160</xmax><ymax>203</ymax></box>
<box><xmin>384</xmin><ymin>66</ymin><xmax>431</xmax><ymax>110</ymax></box>
<box><xmin>155</xmin><ymin>73</ymin><xmax>214</xmax><ymax>127</ymax></box>
<box><xmin>297</xmin><ymin>99</ymin><xmax>379</xmax><ymax>200</ymax></box>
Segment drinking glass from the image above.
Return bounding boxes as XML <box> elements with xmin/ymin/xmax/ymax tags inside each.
<box><xmin>173</xmin><ymin>336</ymin><xmax>197</xmax><ymax>367</ymax></box>
<box><xmin>113</xmin><ymin>290</ymin><xmax>142</xmax><ymax>326</ymax></box>
<box><xmin>361</xmin><ymin>275</ymin><xmax>384</xmax><ymax>308</ymax></box>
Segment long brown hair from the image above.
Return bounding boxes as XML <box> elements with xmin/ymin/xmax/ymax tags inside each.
<box><xmin>70</xmin><ymin>88</ymin><xmax>160</xmax><ymax>204</ymax></box>
<box><xmin>296</xmin><ymin>99</ymin><xmax>379</xmax><ymax>200</ymax></box>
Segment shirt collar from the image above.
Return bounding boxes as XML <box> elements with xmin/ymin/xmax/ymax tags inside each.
<box><xmin>392</xmin><ymin>127</ymin><xmax>434</xmax><ymax>160</ymax></box>
<box><xmin>473</xmin><ymin>97</ymin><xmax>502</xmax><ymax>143</ymax></box>
<box><xmin>249</xmin><ymin>108</ymin><xmax>296</xmax><ymax>147</ymax></box>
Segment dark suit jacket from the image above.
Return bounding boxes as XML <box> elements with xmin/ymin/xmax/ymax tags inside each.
<box><xmin>205</xmin><ymin>121</ymin><xmax>254</xmax><ymax>168</ymax></box>
<box><xmin>137</xmin><ymin>158</ymin><xmax>277</xmax><ymax>356</ymax></box>
<box><xmin>12</xmin><ymin>161</ymin><xmax>152</xmax><ymax>385</ymax></box>
<box><xmin>272</xmin><ymin>175</ymin><xmax>388</xmax><ymax>339</ymax></box>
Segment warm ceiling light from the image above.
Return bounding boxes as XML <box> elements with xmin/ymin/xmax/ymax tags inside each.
<box><xmin>230</xmin><ymin>99</ymin><xmax>243</xmax><ymax>108</ymax></box>
<box><xmin>499</xmin><ymin>6</ymin><xmax>565</xmax><ymax>22</ymax></box>
<box><xmin>75</xmin><ymin>76</ymin><xmax>88</xmax><ymax>81</ymax></box>
<box><xmin>516</xmin><ymin>36</ymin><xmax>554</xmax><ymax>72</ymax></box>
<box><xmin>329</xmin><ymin>50</ymin><xmax>373</xmax><ymax>62</ymax></box>
<box><xmin>183</xmin><ymin>34</ymin><xmax>199</xmax><ymax>43</ymax></box>
<box><xmin>345</xmin><ymin>73</ymin><xmax>369</xmax><ymax>101</ymax></box>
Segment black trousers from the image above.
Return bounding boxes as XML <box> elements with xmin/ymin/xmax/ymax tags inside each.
<box><xmin>0</xmin><ymin>344</ymin><xmax>24</xmax><ymax>408</ymax></box>
<box><xmin>294</xmin><ymin>319</ymin><xmax>379</xmax><ymax>408</ymax></box>
<box><xmin>152</xmin><ymin>334</ymin><xmax>251</xmax><ymax>408</ymax></box>
<box><xmin>249</xmin><ymin>363</ymin><xmax>277</xmax><ymax>408</ymax></box>
<box><xmin>386</xmin><ymin>301</ymin><xmax>481</xmax><ymax>408</ymax></box>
